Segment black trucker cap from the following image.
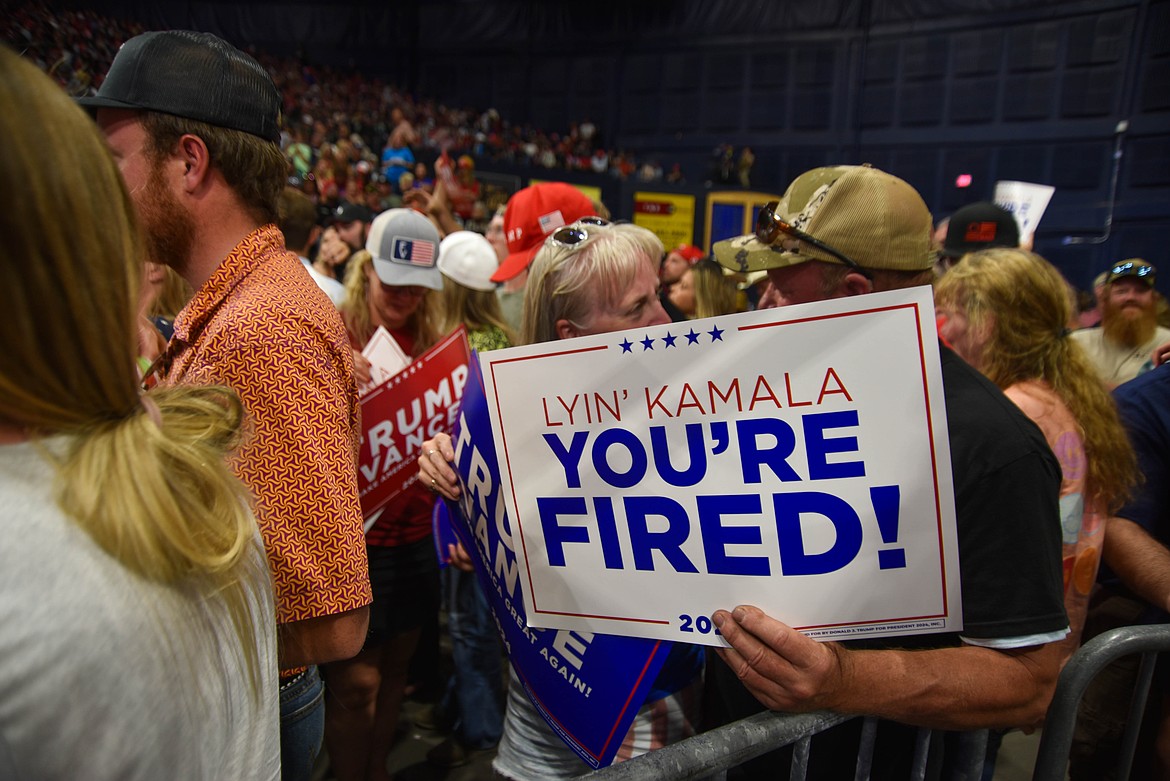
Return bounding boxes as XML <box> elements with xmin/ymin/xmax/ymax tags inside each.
<box><xmin>78</xmin><ymin>30</ymin><xmax>281</xmax><ymax>143</ymax></box>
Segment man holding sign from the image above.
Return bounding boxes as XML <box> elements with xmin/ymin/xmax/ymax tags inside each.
<box><xmin>711</xmin><ymin>164</ymin><xmax>1068</xmax><ymax>776</ymax></box>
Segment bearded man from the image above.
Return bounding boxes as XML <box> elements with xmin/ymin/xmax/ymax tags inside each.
<box><xmin>82</xmin><ymin>31</ymin><xmax>371</xmax><ymax>781</ymax></box>
<box><xmin>1072</xmin><ymin>259</ymin><xmax>1170</xmax><ymax>387</ymax></box>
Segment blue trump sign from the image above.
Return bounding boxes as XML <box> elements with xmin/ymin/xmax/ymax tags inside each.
<box><xmin>442</xmin><ymin>355</ymin><xmax>671</xmax><ymax>768</ymax></box>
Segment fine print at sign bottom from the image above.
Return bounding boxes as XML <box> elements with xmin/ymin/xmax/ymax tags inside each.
<box><xmin>480</xmin><ymin>286</ymin><xmax>963</xmax><ymax>647</ymax></box>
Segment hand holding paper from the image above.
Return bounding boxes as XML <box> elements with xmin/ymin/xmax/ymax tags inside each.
<box><xmin>356</xmin><ymin>327</ymin><xmax>470</xmax><ymax>520</ymax></box>
<box><xmin>478</xmin><ymin>287</ymin><xmax>962</xmax><ymax>646</ymax></box>
<box><xmin>352</xmin><ymin>349</ymin><xmax>372</xmax><ymax>386</ymax></box>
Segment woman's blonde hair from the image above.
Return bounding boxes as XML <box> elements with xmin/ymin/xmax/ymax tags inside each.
<box><xmin>688</xmin><ymin>260</ymin><xmax>740</xmax><ymax>320</ymax></box>
<box><xmin>935</xmin><ymin>248</ymin><xmax>1136</xmax><ymax>511</ymax></box>
<box><xmin>522</xmin><ymin>222</ymin><xmax>663</xmax><ymax>345</ymax></box>
<box><xmin>437</xmin><ymin>278</ymin><xmax>517</xmax><ymax>346</ymax></box>
<box><xmin>0</xmin><ymin>47</ymin><xmax>269</xmax><ymax>693</ymax></box>
<box><xmin>340</xmin><ymin>249</ymin><xmax>441</xmax><ymax>355</ymax></box>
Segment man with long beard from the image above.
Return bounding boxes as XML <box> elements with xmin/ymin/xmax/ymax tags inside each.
<box><xmin>81</xmin><ymin>30</ymin><xmax>371</xmax><ymax>781</ymax></box>
<box><xmin>1072</xmin><ymin>259</ymin><xmax>1170</xmax><ymax>387</ymax></box>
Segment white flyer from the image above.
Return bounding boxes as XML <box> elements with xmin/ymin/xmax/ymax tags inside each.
<box><xmin>994</xmin><ymin>180</ymin><xmax>1055</xmax><ymax>241</ymax></box>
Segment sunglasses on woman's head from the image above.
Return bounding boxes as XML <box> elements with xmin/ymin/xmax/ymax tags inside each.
<box><xmin>546</xmin><ymin>217</ymin><xmax>613</xmax><ymax>249</ymax></box>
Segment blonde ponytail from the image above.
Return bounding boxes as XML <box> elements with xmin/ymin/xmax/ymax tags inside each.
<box><xmin>936</xmin><ymin>248</ymin><xmax>1137</xmax><ymax>511</ymax></box>
<box><xmin>57</xmin><ymin>385</ymin><xmax>253</xmax><ymax>582</ymax></box>
<box><xmin>54</xmin><ymin>384</ymin><xmax>272</xmax><ymax>694</ymax></box>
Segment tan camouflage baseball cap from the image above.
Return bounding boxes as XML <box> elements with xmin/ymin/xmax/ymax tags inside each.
<box><xmin>713</xmin><ymin>164</ymin><xmax>935</xmax><ymax>275</ymax></box>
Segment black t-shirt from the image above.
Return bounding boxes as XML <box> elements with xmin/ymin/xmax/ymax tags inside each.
<box><xmin>932</xmin><ymin>346</ymin><xmax>1067</xmax><ymax>641</ymax></box>
<box><xmin>844</xmin><ymin>346</ymin><xmax>1067</xmax><ymax>650</ymax></box>
<box><xmin>706</xmin><ymin>345</ymin><xmax>1068</xmax><ymax>779</ymax></box>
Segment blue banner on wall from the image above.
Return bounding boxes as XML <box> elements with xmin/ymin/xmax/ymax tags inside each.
<box><xmin>442</xmin><ymin>353</ymin><xmax>671</xmax><ymax>769</ymax></box>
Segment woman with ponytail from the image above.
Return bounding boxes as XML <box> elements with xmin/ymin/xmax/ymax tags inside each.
<box><xmin>0</xmin><ymin>47</ymin><xmax>279</xmax><ymax>779</ymax></box>
<box><xmin>936</xmin><ymin>248</ymin><xmax>1137</xmax><ymax>652</ymax></box>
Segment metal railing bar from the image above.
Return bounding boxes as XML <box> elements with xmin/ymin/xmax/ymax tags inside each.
<box><xmin>1033</xmin><ymin>624</ymin><xmax>1170</xmax><ymax>780</ymax></box>
<box><xmin>589</xmin><ymin>710</ymin><xmax>853</xmax><ymax>780</ymax></box>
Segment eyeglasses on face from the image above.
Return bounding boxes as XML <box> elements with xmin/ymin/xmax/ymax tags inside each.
<box><xmin>546</xmin><ymin>217</ymin><xmax>612</xmax><ymax>249</ymax></box>
<box><xmin>755</xmin><ymin>201</ymin><xmax>872</xmax><ymax>280</ymax></box>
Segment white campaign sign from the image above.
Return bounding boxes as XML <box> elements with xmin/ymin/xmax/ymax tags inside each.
<box><xmin>994</xmin><ymin>180</ymin><xmax>1055</xmax><ymax>241</ymax></box>
<box><xmin>479</xmin><ymin>287</ymin><xmax>962</xmax><ymax>647</ymax></box>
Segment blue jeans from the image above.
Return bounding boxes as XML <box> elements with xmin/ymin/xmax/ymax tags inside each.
<box><xmin>440</xmin><ymin>567</ymin><xmax>504</xmax><ymax>748</ymax></box>
<box><xmin>280</xmin><ymin>665</ymin><xmax>325</xmax><ymax>781</ymax></box>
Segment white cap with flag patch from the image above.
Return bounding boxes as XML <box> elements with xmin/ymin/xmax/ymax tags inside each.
<box><xmin>366</xmin><ymin>208</ymin><xmax>444</xmax><ymax>290</ymax></box>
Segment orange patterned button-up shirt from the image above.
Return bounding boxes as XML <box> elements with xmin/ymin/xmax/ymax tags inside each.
<box><xmin>164</xmin><ymin>226</ymin><xmax>372</xmax><ymax>627</ymax></box>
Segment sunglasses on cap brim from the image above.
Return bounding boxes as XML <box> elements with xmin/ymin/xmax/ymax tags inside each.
<box><xmin>1108</xmin><ymin>261</ymin><xmax>1155</xmax><ymax>282</ymax></box>
<box><xmin>755</xmin><ymin>201</ymin><xmax>872</xmax><ymax>280</ymax></box>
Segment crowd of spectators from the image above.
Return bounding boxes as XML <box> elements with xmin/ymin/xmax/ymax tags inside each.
<box><xmin>4</xmin><ymin>5</ymin><xmax>146</xmax><ymax>96</ymax></box>
<box><xmin>6</xmin><ymin>3</ymin><xmax>704</xmax><ymax>228</ymax></box>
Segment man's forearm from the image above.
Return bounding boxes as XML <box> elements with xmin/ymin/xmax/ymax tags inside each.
<box><xmin>278</xmin><ymin>605</ymin><xmax>370</xmax><ymax>669</ymax></box>
<box><xmin>714</xmin><ymin>605</ymin><xmax>1064</xmax><ymax>733</ymax></box>
<box><xmin>832</xmin><ymin>641</ymin><xmax>1064</xmax><ymax>731</ymax></box>
<box><xmin>1104</xmin><ymin>517</ymin><xmax>1170</xmax><ymax>614</ymax></box>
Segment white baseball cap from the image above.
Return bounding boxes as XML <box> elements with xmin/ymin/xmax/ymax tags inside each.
<box><xmin>438</xmin><ymin>231</ymin><xmax>500</xmax><ymax>291</ymax></box>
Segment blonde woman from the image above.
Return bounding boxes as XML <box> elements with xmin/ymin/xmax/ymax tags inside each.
<box><xmin>437</xmin><ymin>230</ymin><xmax>516</xmax><ymax>351</ymax></box>
<box><xmin>326</xmin><ymin>209</ymin><xmax>444</xmax><ymax>781</ymax></box>
<box><xmin>520</xmin><ymin>220</ymin><xmax>671</xmax><ymax>344</ymax></box>
<box><xmin>338</xmin><ymin>243</ymin><xmax>442</xmax><ymax>387</ymax></box>
<box><xmin>421</xmin><ymin>220</ymin><xmax>710</xmax><ymax>779</ymax></box>
<box><xmin>936</xmin><ymin>248</ymin><xmax>1137</xmax><ymax>650</ymax></box>
<box><xmin>0</xmin><ymin>47</ymin><xmax>277</xmax><ymax>779</ymax></box>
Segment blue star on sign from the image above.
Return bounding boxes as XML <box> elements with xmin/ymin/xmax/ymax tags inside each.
<box><xmin>619</xmin><ymin>338</ymin><xmax>633</xmax><ymax>353</ymax></box>
<box><xmin>662</xmin><ymin>332</ymin><xmax>677</xmax><ymax>347</ymax></box>
<box><xmin>641</xmin><ymin>335</ymin><xmax>655</xmax><ymax>351</ymax></box>
<box><xmin>685</xmin><ymin>329</ymin><xmax>700</xmax><ymax>345</ymax></box>
<box><xmin>708</xmin><ymin>324</ymin><xmax>725</xmax><ymax>342</ymax></box>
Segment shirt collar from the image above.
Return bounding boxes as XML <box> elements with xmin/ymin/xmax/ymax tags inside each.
<box><xmin>172</xmin><ymin>225</ymin><xmax>283</xmax><ymax>345</ymax></box>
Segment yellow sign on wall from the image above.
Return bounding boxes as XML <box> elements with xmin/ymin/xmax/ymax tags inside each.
<box><xmin>632</xmin><ymin>191</ymin><xmax>696</xmax><ymax>250</ymax></box>
<box><xmin>527</xmin><ymin>179</ymin><xmax>603</xmax><ymax>205</ymax></box>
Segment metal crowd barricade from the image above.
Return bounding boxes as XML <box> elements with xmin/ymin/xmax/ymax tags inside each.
<box><xmin>588</xmin><ymin>624</ymin><xmax>1170</xmax><ymax>781</ymax></box>
<box><xmin>1033</xmin><ymin>623</ymin><xmax>1170</xmax><ymax>781</ymax></box>
<box><xmin>588</xmin><ymin>710</ymin><xmax>987</xmax><ymax>781</ymax></box>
